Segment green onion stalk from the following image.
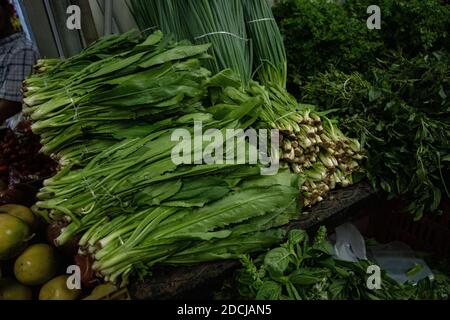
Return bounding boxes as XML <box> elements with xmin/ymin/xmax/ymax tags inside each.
<box><xmin>127</xmin><ymin>0</ymin><xmax>188</xmax><ymax>41</ymax></box>
<box><xmin>242</xmin><ymin>0</ymin><xmax>287</xmax><ymax>88</ymax></box>
<box><xmin>129</xmin><ymin>0</ymin><xmax>253</xmax><ymax>86</ymax></box>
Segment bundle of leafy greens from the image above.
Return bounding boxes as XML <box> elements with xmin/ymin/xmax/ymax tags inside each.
<box><xmin>77</xmin><ymin>171</ymin><xmax>302</xmax><ymax>284</ymax></box>
<box><xmin>33</xmin><ymin>75</ymin><xmax>303</xmax><ymax>284</ymax></box>
<box><xmin>34</xmin><ymin>66</ymin><xmax>278</xmax><ymax>241</ymax></box>
<box><xmin>242</xmin><ymin>0</ymin><xmax>287</xmax><ymax>88</ymax></box>
<box><xmin>303</xmin><ymin>53</ymin><xmax>450</xmax><ymax>219</ymax></box>
<box><xmin>24</xmin><ymin>30</ymin><xmax>213</xmax><ymax>166</ymax></box>
<box><xmin>28</xmin><ymin>30</ymin><xmax>305</xmax><ymax>285</ymax></box>
<box><xmin>273</xmin><ymin>0</ymin><xmax>450</xmax><ymax>95</ymax></box>
<box><xmin>128</xmin><ymin>0</ymin><xmax>364</xmax><ymax>207</ymax></box>
<box><xmin>237</xmin><ymin>227</ymin><xmax>450</xmax><ymax>300</ymax></box>
<box><xmin>274</xmin><ymin>0</ymin><xmax>450</xmax><ymax>218</ymax></box>
<box><xmin>28</xmin><ymin>0</ymin><xmax>364</xmax><ymax>285</ymax></box>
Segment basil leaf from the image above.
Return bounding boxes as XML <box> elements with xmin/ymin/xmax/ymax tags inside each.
<box><xmin>289</xmin><ymin>270</ymin><xmax>323</xmax><ymax>286</ymax></box>
<box><xmin>256</xmin><ymin>281</ymin><xmax>283</xmax><ymax>300</ymax></box>
<box><xmin>264</xmin><ymin>247</ymin><xmax>291</xmax><ymax>277</ymax></box>
<box><xmin>288</xmin><ymin>229</ymin><xmax>308</xmax><ymax>247</ymax></box>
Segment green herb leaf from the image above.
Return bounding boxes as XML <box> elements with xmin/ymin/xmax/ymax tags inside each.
<box><xmin>264</xmin><ymin>247</ymin><xmax>291</xmax><ymax>277</ymax></box>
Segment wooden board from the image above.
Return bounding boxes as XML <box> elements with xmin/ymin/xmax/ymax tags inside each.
<box><xmin>129</xmin><ymin>182</ymin><xmax>377</xmax><ymax>300</ymax></box>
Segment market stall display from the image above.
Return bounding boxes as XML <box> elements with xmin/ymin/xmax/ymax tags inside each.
<box><xmin>0</xmin><ymin>0</ymin><xmax>448</xmax><ymax>302</ymax></box>
<box><xmin>21</xmin><ymin>0</ymin><xmax>363</xmax><ymax>287</ymax></box>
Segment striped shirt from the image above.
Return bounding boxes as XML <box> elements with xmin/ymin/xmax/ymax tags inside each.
<box><xmin>0</xmin><ymin>32</ymin><xmax>39</xmax><ymax>128</ymax></box>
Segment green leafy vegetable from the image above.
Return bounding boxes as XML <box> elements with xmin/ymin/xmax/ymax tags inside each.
<box><xmin>237</xmin><ymin>227</ymin><xmax>450</xmax><ymax>300</ymax></box>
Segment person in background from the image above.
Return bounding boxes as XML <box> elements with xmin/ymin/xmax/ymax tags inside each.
<box><xmin>0</xmin><ymin>0</ymin><xmax>38</xmax><ymax>127</ymax></box>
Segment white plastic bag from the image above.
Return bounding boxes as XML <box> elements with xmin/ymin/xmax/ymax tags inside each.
<box><xmin>5</xmin><ymin>113</ymin><xmax>23</xmax><ymax>131</ymax></box>
<box><xmin>331</xmin><ymin>222</ymin><xmax>433</xmax><ymax>284</ymax></box>
<box><xmin>332</xmin><ymin>222</ymin><xmax>368</xmax><ymax>262</ymax></box>
<box><xmin>368</xmin><ymin>242</ymin><xmax>433</xmax><ymax>285</ymax></box>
